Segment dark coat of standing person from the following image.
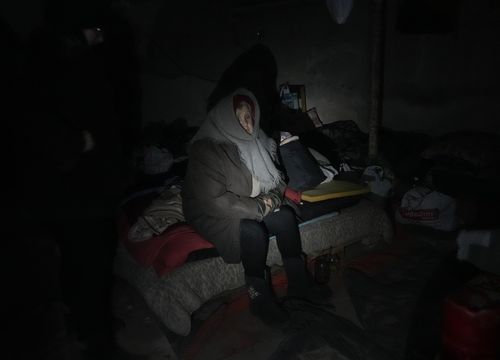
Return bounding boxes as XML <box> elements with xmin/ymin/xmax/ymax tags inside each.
<box><xmin>14</xmin><ymin>2</ymin><xmax>136</xmax><ymax>357</ymax></box>
<box><xmin>206</xmin><ymin>44</ymin><xmax>316</xmax><ymax>137</ymax></box>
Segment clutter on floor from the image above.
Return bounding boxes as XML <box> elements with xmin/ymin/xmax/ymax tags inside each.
<box><xmin>113</xmin><ymin>223</ymin><xmax>500</xmax><ymax>359</ymax></box>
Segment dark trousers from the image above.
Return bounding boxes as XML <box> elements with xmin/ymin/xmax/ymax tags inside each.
<box><xmin>54</xmin><ymin>218</ymin><xmax>117</xmax><ymax>347</ymax></box>
<box><xmin>240</xmin><ymin>206</ymin><xmax>302</xmax><ymax>278</ymax></box>
<box><xmin>13</xmin><ymin>217</ymin><xmax>117</xmax><ymax>359</ymax></box>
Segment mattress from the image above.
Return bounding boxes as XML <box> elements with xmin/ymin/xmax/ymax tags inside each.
<box><xmin>114</xmin><ymin>199</ymin><xmax>392</xmax><ymax>336</ymax></box>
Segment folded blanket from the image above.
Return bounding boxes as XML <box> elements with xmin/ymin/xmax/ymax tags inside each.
<box><xmin>118</xmin><ymin>187</ymin><xmax>214</xmax><ymax>276</ymax></box>
<box><xmin>128</xmin><ymin>185</ymin><xmax>185</xmax><ymax>242</ymax></box>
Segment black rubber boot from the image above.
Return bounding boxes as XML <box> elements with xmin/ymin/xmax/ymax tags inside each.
<box><xmin>283</xmin><ymin>257</ymin><xmax>333</xmax><ymax>304</ymax></box>
<box><xmin>246</xmin><ymin>276</ymin><xmax>289</xmax><ymax>327</ymax></box>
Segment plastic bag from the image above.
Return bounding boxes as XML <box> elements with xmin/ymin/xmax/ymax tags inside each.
<box><xmin>326</xmin><ymin>0</ymin><xmax>354</xmax><ymax>24</ymax></box>
<box><xmin>362</xmin><ymin>165</ymin><xmax>392</xmax><ymax>198</ymax></box>
<box><xmin>395</xmin><ymin>186</ymin><xmax>459</xmax><ymax>231</ymax></box>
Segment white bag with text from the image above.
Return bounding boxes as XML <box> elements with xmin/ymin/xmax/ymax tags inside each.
<box><xmin>395</xmin><ymin>186</ymin><xmax>460</xmax><ymax>231</ymax></box>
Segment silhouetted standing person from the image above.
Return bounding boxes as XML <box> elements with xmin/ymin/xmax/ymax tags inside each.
<box><xmin>15</xmin><ymin>1</ymin><xmax>137</xmax><ymax>358</ymax></box>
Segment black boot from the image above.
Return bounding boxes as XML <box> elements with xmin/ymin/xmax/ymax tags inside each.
<box><xmin>246</xmin><ymin>276</ymin><xmax>289</xmax><ymax>327</ymax></box>
<box><xmin>283</xmin><ymin>257</ymin><xmax>333</xmax><ymax>304</ymax></box>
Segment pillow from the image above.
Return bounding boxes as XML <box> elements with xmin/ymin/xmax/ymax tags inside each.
<box><xmin>120</xmin><ymin>219</ymin><xmax>215</xmax><ymax>276</ymax></box>
<box><xmin>117</xmin><ymin>193</ymin><xmax>215</xmax><ymax>276</ymax></box>
<box><xmin>152</xmin><ymin>224</ymin><xmax>215</xmax><ymax>276</ymax></box>
<box><xmin>279</xmin><ymin>137</ymin><xmax>326</xmax><ymax>191</ymax></box>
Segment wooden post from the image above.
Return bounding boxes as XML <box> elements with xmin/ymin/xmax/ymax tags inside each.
<box><xmin>368</xmin><ymin>0</ymin><xmax>386</xmax><ymax>161</ymax></box>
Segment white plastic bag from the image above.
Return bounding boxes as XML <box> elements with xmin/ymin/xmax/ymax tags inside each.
<box><xmin>326</xmin><ymin>0</ymin><xmax>354</xmax><ymax>24</ymax></box>
<box><xmin>395</xmin><ymin>186</ymin><xmax>459</xmax><ymax>231</ymax></box>
<box><xmin>362</xmin><ymin>165</ymin><xmax>392</xmax><ymax>198</ymax></box>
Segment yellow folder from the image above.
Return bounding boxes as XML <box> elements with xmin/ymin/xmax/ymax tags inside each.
<box><xmin>301</xmin><ymin>180</ymin><xmax>370</xmax><ymax>202</ymax></box>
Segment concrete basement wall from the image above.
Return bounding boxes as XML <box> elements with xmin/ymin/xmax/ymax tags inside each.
<box><xmin>132</xmin><ymin>0</ymin><xmax>372</xmax><ymax>131</ymax></box>
<box><xmin>132</xmin><ymin>0</ymin><xmax>499</xmax><ymax>135</ymax></box>
<box><xmin>3</xmin><ymin>0</ymin><xmax>498</xmax><ymax>135</ymax></box>
<box><xmin>383</xmin><ymin>0</ymin><xmax>500</xmax><ymax>135</ymax></box>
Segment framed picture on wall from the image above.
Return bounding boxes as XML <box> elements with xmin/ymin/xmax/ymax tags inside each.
<box><xmin>279</xmin><ymin>83</ymin><xmax>307</xmax><ymax>112</ymax></box>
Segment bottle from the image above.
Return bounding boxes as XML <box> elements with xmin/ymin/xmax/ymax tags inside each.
<box><xmin>314</xmin><ymin>254</ymin><xmax>330</xmax><ymax>284</ymax></box>
<box><xmin>329</xmin><ymin>249</ymin><xmax>340</xmax><ymax>273</ymax></box>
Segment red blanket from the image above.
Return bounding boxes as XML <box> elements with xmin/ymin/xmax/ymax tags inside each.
<box><xmin>118</xmin><ymin>195</ymin><xmax>214</xmax><ymax>276</ymax></box>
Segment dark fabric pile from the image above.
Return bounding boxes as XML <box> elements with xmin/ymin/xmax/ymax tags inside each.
<box><xmin>269</xmin><ymin>299</ymin><xmax>390</xmax><ymax>360</ymax></box>
<box><xmin>301</xmin><ymin>121</ymin><xmax>431</xmax><ymax>181</ymax></box>
<box><xmin>420</xmin><ymin>131</ymin><xmax>500</xmax><ymax>197</ymax></box>
<box><xmin>316</xmin><ymin>121</ymin><xmax>369</xmax><ymax>167</ymax></box>
<box><xmin>140</xmin><ymin>118</ymin><xmax>198</xmax><ymax>159</ymax></box>
<box><xmin>379</xmin><ymin>128</ymin><xmax>432</xmax><ymax>182</ymax></box>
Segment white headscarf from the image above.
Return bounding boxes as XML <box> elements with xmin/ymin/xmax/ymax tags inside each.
<box><xmin>191</xmin><ymin>88</ymin><xmax>281</xmax><ymax>193</ymax></box>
